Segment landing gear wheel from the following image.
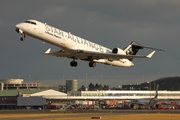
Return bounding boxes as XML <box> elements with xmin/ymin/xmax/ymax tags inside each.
<box><xmin>20</xmin><ymin>37</ymin><xmax>24</xmax><ymax>41</ymax></box>
<box><xmin>70</xmin><ymin>61</ymin><xmax>78</xmax><ymax>67</ymax></box>
<box><xmin>89</xmin><ymin>61</ymin><xmax>96</xmax><ymax>67</ymax></box>
<box><xmin>20</xmin><ymin>34</ymin><xmax>25</xmax><ymax>41</ymax></box>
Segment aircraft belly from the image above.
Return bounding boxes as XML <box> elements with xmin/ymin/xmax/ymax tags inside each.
<box><xmin>104</xmin><ymin>59</ymin><xmax>133</xmax><ymax>67</ymax></box>
<box><xmin>105</xmin><ymin>60</ymin><xmax>123</xmax><ymax>66</ymax></box>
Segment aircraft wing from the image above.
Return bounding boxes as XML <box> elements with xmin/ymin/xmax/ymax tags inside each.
<box><xmin>45</xmin><ymin>48</ymin><xmax>155</xmax><ymax>60</ymax></box>
<box><xmin>45</xmin><ymin>48</ymin><xmax>72</xmax><ymax>58</ymax></box>
<box><xmin>75</xmin><ymin>49</ymin><xmax>155</xmax><ymax>60</ymax></box>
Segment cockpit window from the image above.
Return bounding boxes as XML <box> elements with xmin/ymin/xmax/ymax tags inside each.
<box><xmin>24</xmin><ymin>21</ymin><xmax>37</xmax><ymax>25</ymax></box>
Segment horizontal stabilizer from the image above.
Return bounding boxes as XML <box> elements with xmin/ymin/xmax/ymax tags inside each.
<box><xmin>45</xmin><ymin>48</ymin><xmax>51</xmax><ymax>54</ymax></box>
<box><xmin>133</xmin><ymin>44</ymin><xmax>164</xmax><ymax>51</ymax></box>
<box><xmin>147</xmin><ymin>51</ymin><xmax>155</xmax><ymax>58</ymax></box>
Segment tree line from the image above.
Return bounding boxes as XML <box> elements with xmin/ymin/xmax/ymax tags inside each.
<box><xmin>78</xmin><ymin>83</ymin><xmax>110</xmax><ymax>91</ymax></box>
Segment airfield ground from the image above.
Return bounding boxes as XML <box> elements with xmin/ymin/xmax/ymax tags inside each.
<box><xmin>0</xmin><ymin>110</ymin><xmax>180</xmax><ymax>120</ymax></box>
<box><xmin>1</xmin><ymin>113</ymin><xmax>180</xmax><ymax>120</ymax></box>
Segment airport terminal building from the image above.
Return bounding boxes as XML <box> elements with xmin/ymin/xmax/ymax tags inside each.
<box><xmin>1</xmin><ymin>88</ymin><xmax>180</xmax><ymax>109</ymax></box>
<box><xmin>0</xmin><ymin>79</ymin><xmax>42</xmax><ymax>90</ymax></box>
<box><xmin>1</xmin><ymin>79</ymin><xmax>180</xmax><ymax>109</ymax></box>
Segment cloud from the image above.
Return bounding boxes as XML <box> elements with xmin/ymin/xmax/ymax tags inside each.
<box><xmin>0</xmin><ymin>0</ymin><xmax>180</xmax><ymax>87</ymax></box>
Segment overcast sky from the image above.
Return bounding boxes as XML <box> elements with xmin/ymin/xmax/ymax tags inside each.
<box><xmin>0</xmin><ymin>0</ymin><xmax>180</xmax><ymax>87</ymax></box>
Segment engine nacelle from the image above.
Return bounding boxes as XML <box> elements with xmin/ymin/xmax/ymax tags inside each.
<box><xmin>112</xmin><ymin>48</ymin><xmax>126</xmax><ymax>55</ymax></box>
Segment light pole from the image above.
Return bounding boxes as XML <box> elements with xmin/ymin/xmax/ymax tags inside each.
<box><xmin>100</xmin><ymin>75</ymin><xmax>103</xmax><ymax>90</ymax></box>
<box><xmin>29</xmin><ymin>75</ymin><xmax>31</xmax><ymax>89</ymax></box>
<box><xmin>100</xmin><ymin>75</ymin><xmax>102</xmax><ymax>89</ymax></box>
<box><xmin>63</xmin><ymin>75</ymin><xmax>65</xmax><ymax>93</ymax></box>
<box><xmin>142</xmin><ymin>75</ymin><xmax>144</xmax><ymax>84</ymax></box>
<box><xmin>86</xmin><ymin>73</ymin><xmax>88</xmax><ymax>91</ymax></box>
<box><xmin>17</xmin><ymin>75</ymin><xmax>21</xmax><ymax>89</ymax></box>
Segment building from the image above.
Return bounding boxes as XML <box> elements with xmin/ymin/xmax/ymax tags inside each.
<box><xmin>66</xmin><ymin>79</ymin><xmax>78</xmax><ymax>92</ymax></box>
<box><xmin>0</xmin><ymin>79</ymin><xmax>42</xmax><ymax>90</ymax></box>
<box><xmin>1</xmin><ymin>89</ymin><xmax>180</xmax><ymax>109</ymax></box>
<box><xmin>0</xmin><ymin>89</ymin><xmax>67</xmax><ymax>109</ymax></box>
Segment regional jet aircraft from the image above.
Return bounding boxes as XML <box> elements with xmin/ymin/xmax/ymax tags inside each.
<box><xmin>131</xmin><ymin>84</ymin><xmax>159</xmax><ymax>109</ymax></box>
<box><xmin>15</xmin><ymin>20</ymin><xmax>163</xmax><ymax>67</ymax></box>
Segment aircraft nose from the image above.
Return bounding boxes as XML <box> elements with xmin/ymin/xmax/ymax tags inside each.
<box><xmin>15</xmin><ymin>24</ymin><xmax>21</xmax><ymax>28</ymax></box>
<box><xmin>15</xmin><ymin>24</ymin><xmax>21</xmax><ymax>33</ymax></box>
<box><xmin>15</xmin><ymin>23</ymin><xmax>25</xmax><ymax>33</ymax></box>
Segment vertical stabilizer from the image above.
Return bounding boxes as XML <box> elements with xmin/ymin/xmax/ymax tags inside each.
<box><xmin>124</xmin><ymin>41</ymin><xmax>143</xmax><ymax>61</ymax></box>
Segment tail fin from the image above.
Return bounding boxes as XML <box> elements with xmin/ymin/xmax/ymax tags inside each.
<box><xmin>124</xmin><ymin>41</ymin><xmax>143</xmax><ymax>61</ymax></box>
<box><xmin>124</xmin><ymin>41</ymin><xmax>164</xmax><ymax>61</ymax></box>
<box><xmin>154</xmin><ymin>84</ymin><xmax>159</xmax><ymax>98</ymax></box>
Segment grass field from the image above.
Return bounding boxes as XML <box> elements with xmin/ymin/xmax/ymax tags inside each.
<box><xmin>1</xmin><ymin>113</ymin><xmax>180</xmax><ymax>120</ymax></box>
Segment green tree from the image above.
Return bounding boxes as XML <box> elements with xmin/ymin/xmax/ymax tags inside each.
<box><xmin>88</xmin><ymin>83</ymin><xmax>95</xmax><ymax>91</ymax></box>
<box><xmin>78</xmin><ymin>85</ymin><xmax>86</xmax><ymax>91</ymax></box>
<box><xmin>103</xmin><ymin>85</ymin><xmax>110</xmax><ymax>90</ymax></box>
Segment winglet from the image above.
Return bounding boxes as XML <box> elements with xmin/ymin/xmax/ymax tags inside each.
<box><xmin>45</xmin><ymin>48</ymin><xmax>51</xmax><ymax>54</ymax></box>
<box><xmin>147</xmin><ymin>51</ymin><xmax>155</xmax><ymax>58</ymax></box>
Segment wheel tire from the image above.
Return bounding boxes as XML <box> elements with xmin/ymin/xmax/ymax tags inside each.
<box><xmin>20</xmin><ymin>37</ymin><xmax>24</xmax><ymax>41</ymax></box>
<box><xmin>70</xmin><ymin>61</ymin><xmax>77</xmax><ymax>67</ymax></box>
<box><xmin>89</xmin><ymin>61</ymin><xmax>96</xmax><ymax>67</ymax></box>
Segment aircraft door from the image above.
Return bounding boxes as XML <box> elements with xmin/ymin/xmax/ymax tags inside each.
<box><xmin>38</xmin><ymin>23</ymin><xmax>43</xmax><ymax>35</ymax></box>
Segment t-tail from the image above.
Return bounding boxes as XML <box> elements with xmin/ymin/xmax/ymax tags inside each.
<box><xmin>124</xmin><ymin>41</ymin><xmax>164</xmax><ymax>61</ymax></box>
<box><xmin>124</xmin><ymin>41</ymin><xmax>143</xmax><ymax>61</ymax></box>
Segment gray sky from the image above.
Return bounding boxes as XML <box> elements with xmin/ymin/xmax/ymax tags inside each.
<box><xmin>0</xmin><ymin>0</ymin><xmax>180</xmax><ymax>87</ymax></box>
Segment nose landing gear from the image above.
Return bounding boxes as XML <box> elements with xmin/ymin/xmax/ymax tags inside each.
<box><xmin>16</xmin><ymin>28</ymin><xmax>26</xmax><ymax>41</ymax></box>
<box><xmin>20</xmin><ymin>35</ymin><xmax>26</xmax><ymax>41</ymax></box>
<box><xmin>20</xmin><ymin>33</ymin><xmax>26</xmax><ymax>41</ymax></box>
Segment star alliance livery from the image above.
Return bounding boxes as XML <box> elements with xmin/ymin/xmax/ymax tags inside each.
<box><xmin>15</xmin><ymin>20</ymin><xmax>163</xmax><ymax>67</ymax></box>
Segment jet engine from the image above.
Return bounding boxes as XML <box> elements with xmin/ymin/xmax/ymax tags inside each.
<box><xmin>112</xmin><ymin>48</ymin><xmax>126</xmax><ymax>55</ymax></box>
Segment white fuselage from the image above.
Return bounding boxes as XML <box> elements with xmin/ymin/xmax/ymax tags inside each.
<box><xmin>15</xmin><ymin>20</ymin><xmax>134</xmax><ymax>67</ymax></box>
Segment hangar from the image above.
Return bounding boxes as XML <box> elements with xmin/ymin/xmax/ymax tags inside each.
<box><xmin>0</xmin><ymin>89</ymin><xmax>67</xmax><ymax>109</ymax></box>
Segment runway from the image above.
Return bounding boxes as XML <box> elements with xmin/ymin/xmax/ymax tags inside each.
<box><xmin>1</xmin><ymin>109</ymin><xmax>180</xmax><ymax>114</ymax></box>
<box><xmin>98</xmin><ymin>109</ymin><xmax>180</xmax><ymax>114</ymax></box>
<box><xmin>1</xmin><ymin>109</ymin><xmax>180</xmax><ymax>113</ymax></box>
<box><xmin>0</xmin><ymin>109</ymin><xmax>180</xmax><ymax>120</ymax></box>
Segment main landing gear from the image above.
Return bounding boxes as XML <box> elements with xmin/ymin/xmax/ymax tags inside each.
<box><xmin>89</xmin><ymin>61</ymin><xmax>96</xmax><ymax>67</ymax></box>
<box><xmin>70</xmin><ymin>60</ymin><xmax>78</xmax><ymax>67</ymax></box>
<box><xmin>70</xmin><ymin>60</ymin><xmax>96</xmax><ymax>67</ymax></box>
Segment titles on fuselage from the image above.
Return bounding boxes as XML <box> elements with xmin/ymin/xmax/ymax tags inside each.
<box><xmin>44</xmin><ymin>24</ymin><xmax>104</xmax><ymax>52</ymax></box>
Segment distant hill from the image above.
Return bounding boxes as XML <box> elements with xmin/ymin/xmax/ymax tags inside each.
<box><xmin>122</xmin><ymin>76</ymin><xmax>180</xmax><ymax>91</ymax></box>
<box><xmin>150</xmin><ymin>76</ymin><xmax>180</xmax><ymax>90</ymax></box>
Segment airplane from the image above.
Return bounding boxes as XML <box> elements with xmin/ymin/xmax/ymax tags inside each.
<box><xmin>130</xmin><ymin>84</ymin><xmax>159</xmax><ymax>109</ymax></box>
<box><xmin>15</xmin><ymin>20</ymin><xmax>164</xmax><ymax>67</ymax></box>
